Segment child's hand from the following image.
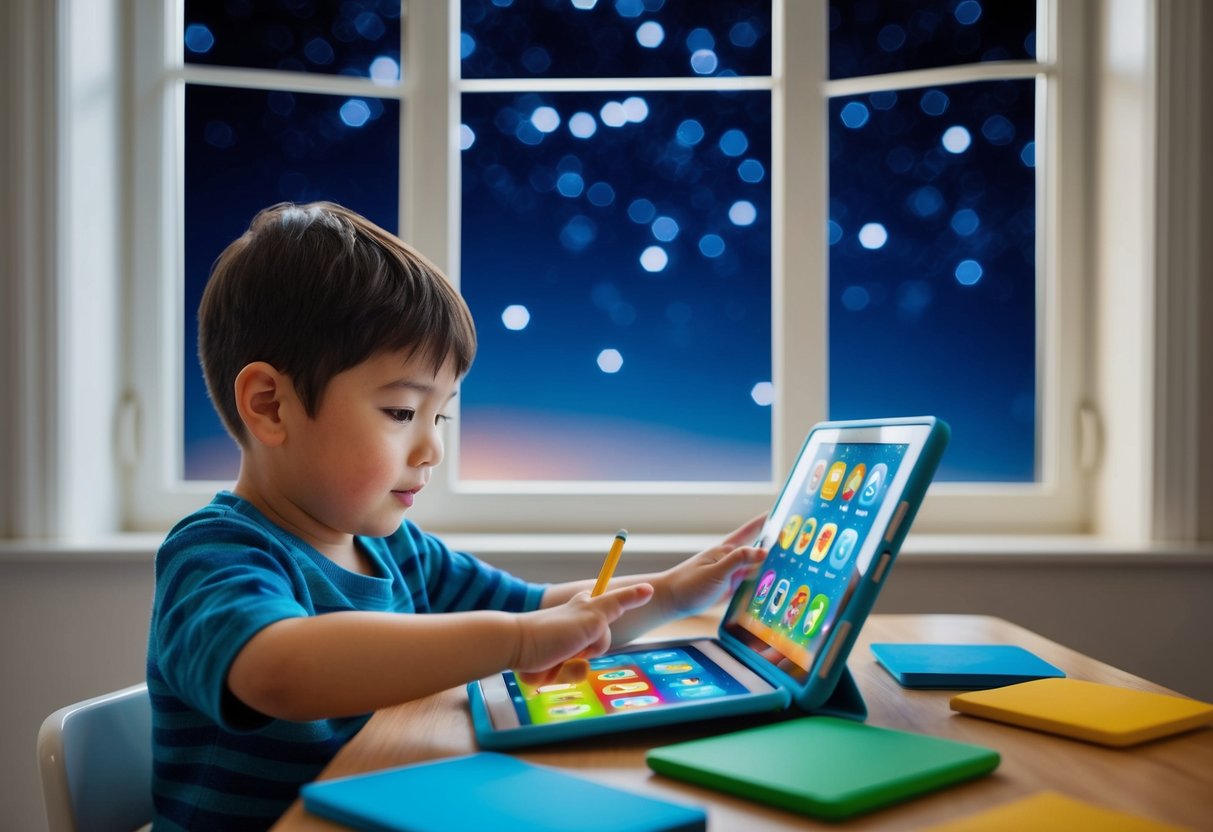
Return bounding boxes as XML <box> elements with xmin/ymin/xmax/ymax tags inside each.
<box><xmin>658</xmin><ymin>514</ymin><xmax>768</xmax><ymax>619</ymax></box>
<box><xmin>512</xmin><ymin>583</ymin><xmax>653</xmax><ymax>686</ymax></box>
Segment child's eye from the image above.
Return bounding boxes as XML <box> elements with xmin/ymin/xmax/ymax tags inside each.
<box><xmin>384</xmin><ymin>408</ymin><xmax>415</xmax><ymax>423</ymax></box>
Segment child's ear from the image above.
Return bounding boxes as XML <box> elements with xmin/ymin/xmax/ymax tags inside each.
<box><xmin>234</xmin><ymin>362</ymin><xmax>290</xmax><ymax>447</ymax></box>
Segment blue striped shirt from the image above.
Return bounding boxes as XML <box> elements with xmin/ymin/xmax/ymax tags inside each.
<box><xmin>147</xmin><ymin>492</ymin><xmax>545</xmax><ymax>830</ymax></box>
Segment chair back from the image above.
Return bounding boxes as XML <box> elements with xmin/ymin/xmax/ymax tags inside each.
<box><xmin>37</xmin><ymin>682</ymin><xmax>154</xmax><ymax>832</ymax></box>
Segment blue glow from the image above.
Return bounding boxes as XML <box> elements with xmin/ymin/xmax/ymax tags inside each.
<box><xmin>690</xmin><ymin>49</ymin><xmax>719</xmax><ymax>74</ymax></box>
<box><xmin>640</xmin><ymin>245</ymin><xmax>669</xmax><ymax>272</ymax></box>
<box><xmin>184</xmin><ymin>24</ymin><xmax>215</xmax><ymax>54</ymax></box>
<box><xmin>571</xmin><ymin>0</ymin><xmax>597</xmax><ymax>8</ymax></box>
<box><xmin>676</xmin><ymin>119</ymin><xmax>705</xmax><ymax>146</ymax></box>
<box><xmin>560</xmin><ymin>215</ymin><xmax>597</xmax><ymax>251</ymax></box>
<box><xmin>869</xmin><ymin>91</ymin><xmax>898</xmax><ymax>110</ymax></box>
<box><xmin>460</xmin><ymin>124</ymin><xmax>476</xmax><ymax>150</ymax></box>
<box><xmin>339</xmin><ymin>99</ymin><xmax>371</xmax><ymax>127</ymax></box>
<box><xmin>460</xmin><ymin>32</ymin><xmax>476</xmax><ymax>59</ymax></box>
<box><xmin>354</xmin><ymin>12</ymin><xmax>385</xmax><ymax>40</ymax></box>
<box><xmin>942</xmin><ymin>125</ymin><xmax>972</xmax><ymax>153</ymax></box>
<box><xmin>502</xmin><ymin>304</ymin><xmax>530</xmax><ymax>330</ymax></box>
<box><xmin>531</xmin><ymin>106</ymin><xmax>561</xmax><ymax>133</ymax></box>
<box><xmin>614</xmin><ymin>0</ymin><xmax>643</xmax><ymax>17</ymax></box>
<box><xmin>1020</xmin><ymin>141</ymin><xmax>1036</xmax><ymax>167</ymax></box>
<box><xmin>737</xmin><ymin>158</ymin><xmax>765</xmax><ymax>183</ymax></box>
<box><xmin>622</xmin><ymin>96</ymin><xmax>649</xmax><ymax>123</ymax></box>
<box><xmin>950</xmin><ymin>208</ymin><xmax>981</xmax><ymax>236</ymax></box>
<box><xmin>982</xmin><ymin>114</ymin><xmax>1015</xmax><ymax>145</ymax></box>
<box><xmin>686</xmin><ymin>27</ymin><xmax>715</xmax><ymax>51</ymax></box>
<box><xmin>908</xmin><ymin>186</ymin><xmax>944</xmax><ymax>218</ymax></box>
<box><xmin>636</xmin><ymin>21</ymin><xmax>665</xmax><ymax>48</ymax></box>
<box><xmin>521</xmin><ymin>46</ymin><xmax>552</xmax><ymax>74</ymax></box>
<box><xmin>750</xmin><ymin>381</ymin><xmax>774</xmax><ymax>406</ymax></box>
<box><xmin>841</xmin><ymin>285</ymin><xmax>870</xmax><ymax>311</ymax></box>
<box><xmin>920</xmin><ymin>89</ymin><xmax>950</xmax><ymax>116</ymax></box>
<box><xmin>955</xmin><ymin>259</ymin><xmax>984</xmax><ymax>285</ymax></box>
<box><xmin>877</xmin><ymin>24</ymin><xmax>906</xmax><ymax>52</ymax></box>
<box><xmin>651</xmin><ymin>215</ymin><xmax>680</xmax><ymax>241</ymax></box>
<box><xmin>858</xmin><ymin>222</ymin><xmax>887</xmax><ymax>249</ymax></box>
<box><xmin>719</xmin><ymin>129</ymin><xmax>749</xmax><ymax>156</ymax></box>
<box><xmin>698</xmin><ymin>234</ymin><xmax>725</xmax><ymax>257</ymax></box>
<box><xmin>597</xmin><ymin>348</ymin><xmax>624</xmax><ymax>373</ymax></box>
<box><xmin>304</xmin><ymin>37</ymin><xmax>335</xmax><ymax>65</ymax></box>
<box><xmin>729</xmin><ymin>200</ymin><xmax>757</xmax><ymax>226</ymax></box>
<box><xmin>556</xmin><ymin>171</ymin><xmax>584</xmax><ymax>197</ymax></box>
<box><xmin>369</xmin><ymin>56</ymin><xmax>399</xmax><ymax>83</ymax></box>
<box><xmin>955</xmin><ymin>1</ymin><xmax>983</xmax><ymax>25</ymax></box>
<box><xmin>627</xmin><ymin>198</ymin><xmax>656</xmax><ymax>224</ymax></box>
<box><xmin>730</xmin><ymin>21</ymin><xmax>759</xmax><ymax>48</ymax></box>
<box><xmin>587</xmin><ymin>181</ymin><xmax>615</xmax><ymax>206</ymax></box>
<box><xmin>569</xmin><ymin>111</ymin><xmax>597</xmax><ymax>138</ymax></box>
<box><xmin>840</xmin><ymin>101</ymin><xmax>870</xmax><ymax>129</ymax></box>
<box><xmin>827</xmin><ymin>220</ymin><xmax>843</xmax><ymax>245</ymax></box>
<box><xmin>600</xmin><ymin>101</ymin><xmax>628</xmax><ymax>127</ymax></box>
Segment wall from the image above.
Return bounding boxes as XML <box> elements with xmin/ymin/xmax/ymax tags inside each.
<box><xmin>2</xmin><ymin>550</ymin><xmax>1210</xmax><ymax>832</ymax></box>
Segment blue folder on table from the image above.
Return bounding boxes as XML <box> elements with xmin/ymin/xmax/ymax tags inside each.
<box><xmin>870</xmin><ymin>643</ymin><xmax>1065</xmax><ymax>689</ymax></box>
<box><xmin>301</xmin><ymin>752</ymin><xmax>706</xmax><ymax>832</ymax></box>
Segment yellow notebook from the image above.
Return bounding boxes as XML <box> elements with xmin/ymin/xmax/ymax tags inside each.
<box><xmin>922</xmin><ymin>791</ymin><xmax>1187</xmax><ymax>832</ymax></box>
<box><xmin>950</xmin><ymin>677</ymin><xmax>1213</xmax><ymax>747</ymax></box>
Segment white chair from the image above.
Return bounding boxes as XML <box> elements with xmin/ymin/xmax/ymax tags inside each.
<box><xmin>37</xmin><ymin>682</ymin><xmax>154</xmax><ymax>832</ymax></box>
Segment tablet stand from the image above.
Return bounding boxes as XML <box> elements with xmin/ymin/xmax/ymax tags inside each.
<box><xmin>805</xmin><ymin>665</ymin><xmax>867</xmax><ymax>721</ymax></box>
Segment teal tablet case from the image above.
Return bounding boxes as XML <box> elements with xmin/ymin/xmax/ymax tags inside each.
<box><xmin>302</xmin><ymin>752</ymin><xmax>706</xmax><ymax>832</ymax></box>
<box><xmin>468</xmin><ymin>417</ymin><xmax>949</xmax><ymax>750</ymax></box>
<box><xmin>871</xmin><ymin>643</ymin><xmax>1066</xmax><ymax>689</ymax></box>
<box><xmin>646</xmin><ymin>716</ymin><xmax>1000</xmax><ymax>821</ymax></box>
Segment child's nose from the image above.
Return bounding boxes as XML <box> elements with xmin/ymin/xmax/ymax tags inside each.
<box><xmin>409</xmin><ymin>423</ymin><xmax>444</xmax><ymax>468</ymax></box>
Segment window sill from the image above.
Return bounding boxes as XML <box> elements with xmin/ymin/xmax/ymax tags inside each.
<box><xmin>1</xmin><ymin>532</ymin><xmax>1210</xmax><ymax>567</ymax></box>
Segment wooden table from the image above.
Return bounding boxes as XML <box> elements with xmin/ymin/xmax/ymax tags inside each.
<box><xmin>271</xmin><ymin>614</ymin><xmax>1213</xmax><ymax>830</ymax></box>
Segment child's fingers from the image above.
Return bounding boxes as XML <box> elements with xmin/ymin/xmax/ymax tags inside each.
<box><xmin>587</xmin><ymin>582</ymin><xmax>654</xmax><ymax>621</ymax></box>
<box><xmin>719</xmin><ymin>513</ymin><xmax>767</xmax><ymax>548</ymax></box>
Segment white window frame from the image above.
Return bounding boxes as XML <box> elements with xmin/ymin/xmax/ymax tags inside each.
<box><xmin>7</xmin><ymin>0</ymin><xmax>1203</xmax><ymax>548</ymax></box>
<box><xmin>115</xmin><ymin>0</ymin><xmax>1096</xmax><ymax>537</ymax></box>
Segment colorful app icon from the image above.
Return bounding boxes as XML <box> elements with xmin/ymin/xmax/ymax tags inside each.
<box><xmin>753</xmin><ymin>570</ymin><xmax>777</xmax><ymax>606</ymax></box>
<box><xmin>597</xmin><ymin>668</ymin><xmax>637</xmax><ymax>681</ymax></box>
<box><xmin>859</xmin><ymin>463</ymin><xmax>889</xmax><ymax>507</ymax></box>
<box><xmin>766</xmin><ymin>578</ymin><xmax>790</xmax><ymax>615</ymax></box>
<box><xmin>588</xmin><ymin>656</ymin><xmax>618</xmax><ymax>669</ymax></box>
<box><xmin>793</xmin><ymin>517</ymin><xmax>817</xmax><ymax>555</ymax></box>
<box><xmin>547</xmin><ymin>691</ymin><xmax>585</xmax><ymax>704</ymax></box>
<box><xmin>602</xmin><ymin>682</ymin><xmax>649</xmax><ymax>695</ymax></box>
<box><xmin>829</xmin><ymin>528</ymin><xmax>859</xmax><ymax>571</ymax></box>
<box><xmin>779</xmin><ymin>515</ymin><xmax>803</xmax><ymax>550</ymax></box>
<box><xmin>675</xmin><ymin>676</ymin><xmax>703</xmax><ymax>686</ymax></box>
<box><xmin>820</xmin><ymin>462</ymin><xmax>848</xmax><ymax>500</ymax></box>
<box><xmin>841</xmin><ymin>463</ymin><xmax>867</xmax><ymax>502</ymax></box>
<box><xmin>611</xmin><ymin>695</ymin><xmax>660</xmax><ymax>709</ymax></box>
<box><xmin>547</xmin><ymin>703</ymin><xmax>591</xmax><ymax>717</ymax></box>
<box><xmin>642</xmin><ymin>651</ymin><xmax>679</xmax><ymax>662</ymax></box>
<box><xmin>675</xmin><ymin>685</ymin><xmax>725</xmax><ymax>700</ymax></box>
<box><xmin>809</xmin><ymin>523</ymin><xmax>838</xmax><ymax>562</ymax></box>
<box><xmin>802</xmin><ymin>594</ymin><xmax>830</xmax><ymax>637</ymax></box>
<box><xmin>781</xmin><ymin>585</ymin><xmax>811</xmax><ymax>628</ymax></box>
<box><xmin>651</xmin><ymin>663</ymin><xmax>694</xmax><ymax>675</ymax></box>
<box><xmin>536</xmin><ymin>682</ymin><xmax>575</xmax><ymax>693</ymax></box>
<box><xmin>805</xmin><ymin>459</ymin><xmax>828</xmax><ymax>495</ymax></box>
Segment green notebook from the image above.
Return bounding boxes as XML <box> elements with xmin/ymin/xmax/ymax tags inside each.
<box><xmin>646</xmin><ymin>716</ymin><xmax>999</xmax><ymax>821</ymax></box>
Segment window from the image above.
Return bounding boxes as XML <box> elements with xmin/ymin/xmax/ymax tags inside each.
<box><xmin>126</xmin><ymin>0</ymin><xmax>1092</xmax><ymax>535</ymax></box>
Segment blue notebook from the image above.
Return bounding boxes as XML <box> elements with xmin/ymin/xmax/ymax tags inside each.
<box><xmin>301</xmin><ymin>752</ymin><xmax>706</xmax><ymax>832</ymax></box>
<box><xmin>870</xmin><ymin>643</ymin><xmax>1065</xmax><ymax>689</ymax></box>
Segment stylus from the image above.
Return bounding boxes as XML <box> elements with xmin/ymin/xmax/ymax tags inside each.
<box><xmin>591</xmin><ymin>529</ymin><xmax>629</xmax><ymax>596</ymax></box>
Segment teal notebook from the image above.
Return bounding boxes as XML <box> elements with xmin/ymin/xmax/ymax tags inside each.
<box><xmin>646</xmin><ymin>716</ymin><xmax>999</xmax><ymax>821</ymax></box>
<box><xmin>301</xmin><ymin>752</ymin><xmax>706</xmax><ymax>832</ymax></box>
<box><xmin>871</xmin><ymin>643</ymin><xmax>1065</xmax><ymax>689</ymax></box>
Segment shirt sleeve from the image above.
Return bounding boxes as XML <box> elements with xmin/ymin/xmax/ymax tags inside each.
<box><xmin>151</xmin><ymin>517</ymin><xmax>307</xmax><ymax>731</ymax></box>
<box><xmin>392</xmin><ymin>521</ymin><xmax>547</xmax><ymax>614</ymax></box>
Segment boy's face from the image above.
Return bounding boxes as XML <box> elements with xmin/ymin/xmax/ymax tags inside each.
<box><xmin>276</xmin><ymin>349</ymin><xmax>458</xmax><ymax>544</ymax></box>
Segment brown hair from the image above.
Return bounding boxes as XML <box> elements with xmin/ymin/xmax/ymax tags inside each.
<box><xmin>198</xmin><ymin>201</ymin><xmax>476</xmax><ymax>442</ymax></box>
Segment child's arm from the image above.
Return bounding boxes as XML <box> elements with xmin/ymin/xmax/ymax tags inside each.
<box><xmin>226</xmin><ymin>582</ymin><xmax>652</xmax><ymax>722</ymax></box>
<box><xmin>539</xmin><ymin>514</ymin><xmax>768</xmax><ymax>646</ymax></box>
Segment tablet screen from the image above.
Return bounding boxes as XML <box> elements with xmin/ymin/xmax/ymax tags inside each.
<box><xmin>721</xmin><ymin>426</ymin><xmax>925</xmax><ymax>681</ymax></box>
<box><xmin>499</xmin><ymin>643</ymin><xmax>753</xmax><ymax>726</ymax></box>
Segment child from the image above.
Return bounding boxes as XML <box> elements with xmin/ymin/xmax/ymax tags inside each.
<box><xmin>147</xmin><ymin>201</ymin><xmax>766</xmax><ymax>831</ymax></box>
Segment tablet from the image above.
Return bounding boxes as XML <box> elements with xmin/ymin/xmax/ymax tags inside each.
<box><xmin>469</xmin><ymin>417</ymin><xmax>950</xmax><ymax>749</ymax></box>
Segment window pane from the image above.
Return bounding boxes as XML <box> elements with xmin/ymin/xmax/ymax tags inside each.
<box><xmin>461</xmin><ymin>0</ymin><xmax>771</xmax><ymax>79</ymax></box>
<box><xmin>827</xmin><ymin>80</ymin><xmax>1036</xmax><ymax>482</ymax></box>
<box><xmin>829</xmin><ymin>0</ymin><xmax>1036</xmax><ymax>80</ymax></box>
<box><xmin>459</xmin><ymin>90</ymin><xmax>772</xmax><ymax>481</ymax></box>
<box><xmin>183</xmin><ymin>0</ymin><xmax>401</xmax><ymax>80</ymax></box>
<box><xmin>183</xmin><ymin>84</ymin><xmax>400</xmax><ymax>480</ymax></box>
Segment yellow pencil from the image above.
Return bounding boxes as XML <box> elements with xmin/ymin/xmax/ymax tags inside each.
<box><xmin>591</xmin><ymin>529</ymin><xmax>628</xmax><ymax>597</ymax></box>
